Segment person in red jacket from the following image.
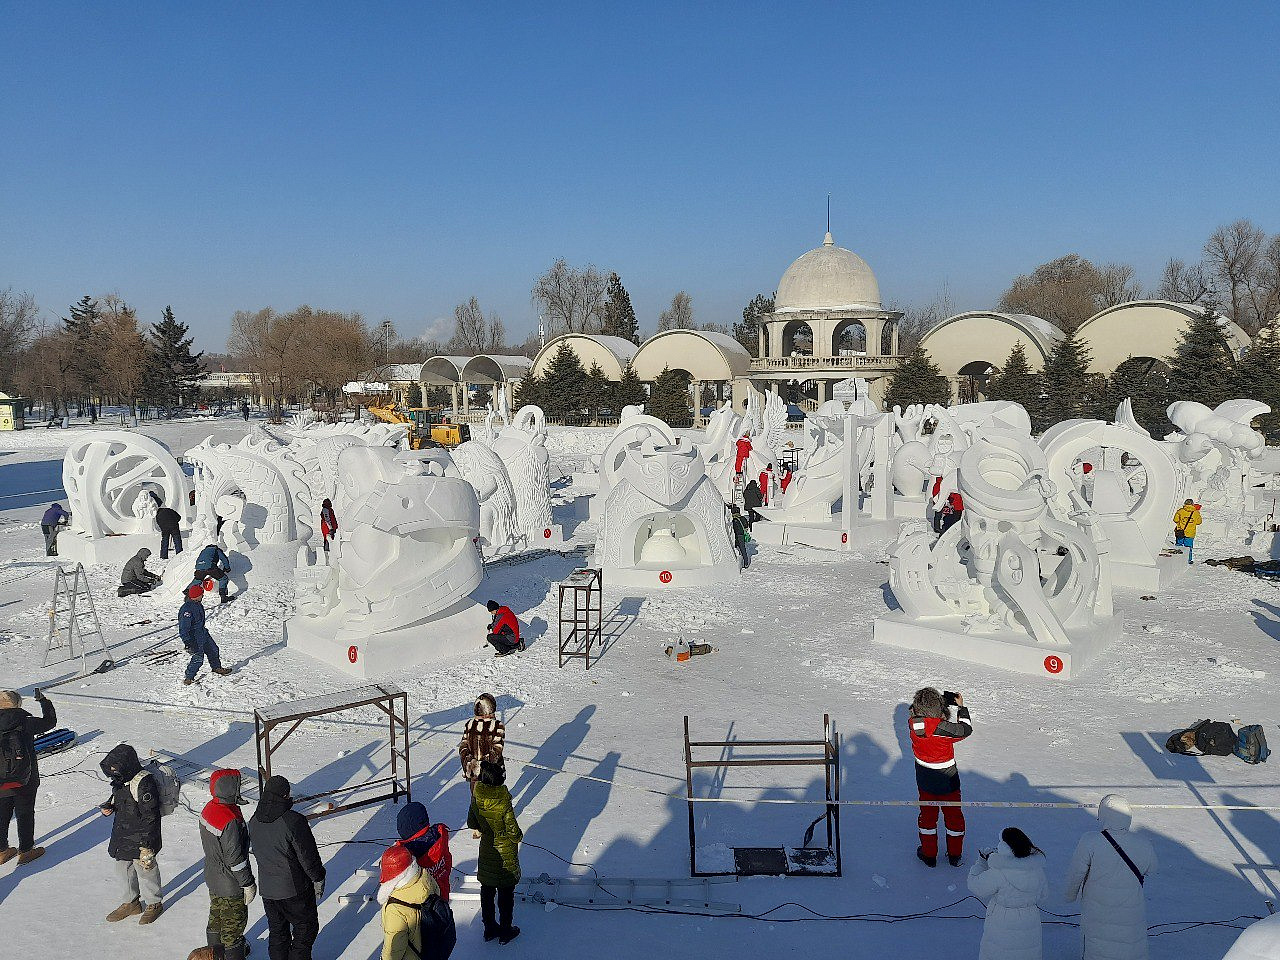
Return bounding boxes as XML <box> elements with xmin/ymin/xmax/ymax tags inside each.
<box><xmin>935</xmin><ymin>490</ymin><xmax>963</xmax><ymax>535</ymax></box>
<box><xmin>396</xmin><ymin>801</ymin><xmax>453</xmax><ymax>900</ymax></box>
<box><xmin>485</xmin><ymin>600</ymin><xmax>524</xmax><ymax>657</ymax></box>
<box><xmin>907</xmin><ymin>687</ymin><xmax>972</xmax><ymax>867</ymax></box>
<box><xmin>734</xmin><ymin>434</ymin><xmax>752</xmax><ymax>476</ymax></box>
<box><xmin>319</xmin><ymin>499</ymin><xmax>338</xmax><ymax>555</ymax></box>
<box><xmin>758</xmin><ymin>464</ymin><xmax>775</xmax><ymax>506</ymax></box>
<box><xmin>779</xmin><ymin>467</ymin><xmax>794</xmax><ymax>494</ymax></box>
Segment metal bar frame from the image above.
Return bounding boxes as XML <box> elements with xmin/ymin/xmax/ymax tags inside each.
<box><xmin>558</xmin><ymin>568</ymin><xmax>603</xmax><ymax>670</ymax></box>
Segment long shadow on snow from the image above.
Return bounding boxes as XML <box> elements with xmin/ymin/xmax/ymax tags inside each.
<box><xmin>0</xmin><ymin>806</ymin><xmax>108</xmax><ymax>907</ymax></box>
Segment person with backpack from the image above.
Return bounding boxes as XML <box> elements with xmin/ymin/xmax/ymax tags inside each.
<box><xmin>200</xmin><ymin>769</ymin><xmax>257</xmax><ymax>960</ymax></box>
<box><xmin>459</xmin><ymin>693</ymin><xmax>505</xmax><ymax>784</ymax></box>
<box><xmin>194</xmin><ymin>541</ymin><xmax>233</xmax><ymax>603</ymax></box>
<box><xmin>1173</xmin><ymin>499</ymin><xmax>1201</xmax><ymax>564</ymax></box>
<box><xmin>249</xmin><ymin>776</ymin><xmax>326</xmax><ymax>960</ymax></box>
<box><xmin>1064</xmin><ymin>794</ymin><xmax>1156</xmax><ymax>960</ymax></box>
<box><xmin>729</xmin><ymin>506</ymin><xmax>751</xmax><ymax>568</ymax></box>
<box><xmin>100</xmin><ymin>742</ymin><xmax>165</xmax><ymax>924</ymax></box>
<box><xmin>467</xmin><ymin>760</ymin><xmax>523</xmax><ymax>944</ymax></box>
<box><xmin>967</xmin><ymin>827</ymin><xmax>1049</xmax><ymax>960</ymax></box>
<box><xmin>485</xmin><ymin>600</ymin><xmax>524</xmax><ymax>657</ymax></box>
<box><xmin>319</xmin><ymin>499</ymin><xmax>338</xmax><ymax>557</ymax></box>
<box><xmin>181</xmin><ymin>585</ymin><xmax>232</xmax><ymax>685</ymax></box>
<box><xmin>397</xmin><ymin>801</ymin><xmax>454</xmax><ymax>901</ymax></box>
<box><xmin>741</xmin><ymin>479</ymin><xmax>763</xmax><ymax>529</ymax></box>
<box><xmin>156</xmin><ymin>502</ymin><xmax>184</xmax><ymax>559</ymax></box>
<box><xmin>377</xmin><ymin>843</ymin><xmax>453</xmax><ymax>960</ymax></box>
<box><xmin>907</xmin><ymin>687</ymin><xmax>972</xmax><ymax>867</ymax></box>
<box><xmin>0</xmin><ymin>688</ymin><xmax>57</xmax><ymax>867</ymax></box>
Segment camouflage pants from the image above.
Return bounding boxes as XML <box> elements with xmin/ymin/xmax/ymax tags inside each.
<box><xmin>208</xmin><ymin>895</ymin><xmax>248</xmax><ymax>949</ymax></box>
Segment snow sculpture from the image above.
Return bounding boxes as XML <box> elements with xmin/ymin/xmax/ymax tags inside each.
<box><xmin>490</xmin><ymin>404</ymin><xmax>558</xmax><ymax>546</ymax></box>
<box><xmin>451</xmin><ymin>439</ymin><xmax>522</xmax><ymax>557</ymax></box>
<box><xmin>594</xmin><ymin>437</ymin><xmax>741</xmax><ymax>588</ymax></box>
<box><xmin>1165</xmin><ymin>399</ymin><xmax>1269</xmax><ymax>511</ymax></box>
<box><xmin>285</xmin><ymin>444</ymin><xmax>489</xmax><ymax>677</ymax></box>
<box><xmin>185</xmin><ymin>435</ymin><xmax>311</xmax><ymax>547</ymax></box>
<box><xmin>591</xmin><ymin>408</ymin><xmax>678</xmax><ymax>521</ymax></box>
<box><xmin>1040</xmin><ymin>412</ymin><xmax>1183</xmax><ymax>590</ymax></box>
<box><xmin>875</xmin><ymin>428</ymin><xmax>1119</xmax><ymax>679</ymax></box>
<box><xmin>59</xmin><ymin>433</ymin><xmax>192</xmax><ymax>564</ymax></box>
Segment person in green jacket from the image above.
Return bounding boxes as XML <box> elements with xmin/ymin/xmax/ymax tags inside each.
<box><xmin>467</xmin><ymin>760</ymin><xmax>522</xmax><ymax>944</ymax></box>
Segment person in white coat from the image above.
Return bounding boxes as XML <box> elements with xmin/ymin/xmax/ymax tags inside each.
<box><xmin>1064</xmin><ymin>794</ymin><xmax>1157</xmax><ymax>960</ymax></box>
<box><xmin>968</xmin><ymin>827</ymin><xmax>1050</xmax><ymax>960</ymax></box>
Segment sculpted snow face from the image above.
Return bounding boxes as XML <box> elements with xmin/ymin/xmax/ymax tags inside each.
<box><xmin>491</xmin><ymin>405</ymin><xmax>554</xmax><ymax>538</ymax></box>
<box><xmin>450</xmin><ymin>439</ymin><xmax>522</xmax><ymax>557</ymax></box>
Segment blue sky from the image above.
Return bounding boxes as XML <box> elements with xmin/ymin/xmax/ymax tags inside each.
<box><xmin>3</xmin><ymin>2</ymin><xmax>1278</xmax><ymax>352</ymax></box>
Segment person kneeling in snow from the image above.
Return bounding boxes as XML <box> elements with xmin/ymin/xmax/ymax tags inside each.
<box><xmin>485</xmin><ymin>599</ymin><xmax>524</xmax><ymax>657</ymax></box>
<box><xmin>119</xmin><ymin>548</ymin><xmax>162</xmax><ymax>596</ymax></box>
<box><xmin>397</xmin><ymin>801</ymin><xmax>454</xmax><ymax>901</ymax></box>
<box><xmin>968</xmin><ymin>827</ymin><xmax>1048</xmax><ymax>960</ymax></box>
<box><xmin>1064</xmin><ymin>794</ymin><xmax>1156</xmax><ymax>960</ymax></box>
<box><xmin>199</xmin><ymin>770</ymin><xmax>257</xmax><ymax>960</ymax></box>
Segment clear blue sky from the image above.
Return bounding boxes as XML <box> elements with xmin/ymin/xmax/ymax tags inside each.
<box><xmin>3</xmin><ymin>2</ymin><xmax>1278</xmax><ymax>352</ymax></box>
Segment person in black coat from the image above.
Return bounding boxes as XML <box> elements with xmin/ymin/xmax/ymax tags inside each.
<box><xmin>741</xmin><ymin>479</ymin><xmax>763</xmax><ymax>529</ymax></box>
<box><xmin>0</xmin><ymin>689</ymin><xmax>57</xmax><ymax>866</ymax></box>
<box><xmin>100</xmin><ymin>743</ymin><xmax>165</xmax><ymax>924</ymax></box>
<box><xmin>155</xmin><ymin>504</ymin><xmax>183</xmax><ymax>559</ymax></box>
<box><xmin>248</xmin><ymin>776</ymin><xmax>326</xmax><ymax>960</ymax></box>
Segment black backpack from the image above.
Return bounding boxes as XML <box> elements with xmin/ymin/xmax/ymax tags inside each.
<box><xmin>386</xmin><ymin>893</ymin><xmax>456</xmax><ymax>960</ymax></box>
<box><xmin>1165</xmin><ymin>720</ymin><xmax>1236</xmax><ymax>757</ymax></box>
<box><xmin>0</xmin><ymin>726</ymin><xmax>32</xmax><ymax>796</ymax></box>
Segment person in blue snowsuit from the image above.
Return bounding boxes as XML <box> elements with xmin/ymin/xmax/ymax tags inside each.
<box><xmin>193</xmin><ymin>543</ymin><xmax>232</xmax><ymax>603</ymax></box>
<box><xmin>179</xmin><ymin>585</ymin><xmax>231</xmax><ymax>685</ymax></box>
<box><xmin>40</xmin><ymin>503</ymin><xmax>70</xmax><ymax>556</ymax></box>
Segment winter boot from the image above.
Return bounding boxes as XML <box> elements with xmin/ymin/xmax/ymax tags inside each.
<box><xmin>185</xmin><ymin>950</ymin><xmax>216</xmax><ymax>960</ymax></box>
<box><xmin>107</xmin><ymin>899</ymin><xmax>143</xmax><ymax>922</ymax></box>
<box><xmin>499</xmin><ymin>926</ymin><xmax>521</xmax><ymax>945</ymax></box>
<box><xmin>915</xmin><ymin>845</ymin><xmax>936</xmax><ymax>868</ymax></box>
<box><xmin>0</xmin><ymin>847</ymin><xmax>17</xmax><ymax>866</ymax></box>
<box><xmin>947</xmin><ymin>854</ymin><xmax>962</xmax><ymax>867</ymax></box>
<box><xmin>183</xmin><ymin>677</ymin><xmax>198</xmax><ymax>685</ymax></box>
<box><xmin>139</xmin><ymin>902</ymin><xmax>164</xmax><ymax>924</ymax></box>
<box><xmin>483</xmin><ymin>924</ymin><xmax>501</xmax><ymax>942</ymax></box>
<box><xmin>15</xmin><ymin>847</ymin><xmax>44</xmax><ymax>865</ymax></box>
<box><xmin>212</xmin><ymin>668</ymin><xmax>233</xmax><ymax>676</ymax></box>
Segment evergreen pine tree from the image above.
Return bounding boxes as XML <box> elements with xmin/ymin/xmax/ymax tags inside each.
<box><xmin>647</xmin><ymin>366</ymin><xmax>692</xmax><ymax>426</ymax></box>
<box><xmin>63</xmin><ymin>295</ymin><xmax>103</xmax><ymax>407</ymax></box>
<box><xmin>1234</xmin><ymin>315</ymin><xmax>1280</xmax><ymax>437</ymax></box>
<box><xmin>145</xmin><ymin>305</ymin><xmax>205</xmax><ymax>410</ymax></box>
<box><xmin>584</xmin><ymin>362</ymin><xmax>612</xmax><ymax>421</ymax></box>
<box><xmin>1106</xmin><ymin>357</ymin><xmax>1171</xmax><ymax>435</ymax></box>
<box><xmin>1036</xmin><ymin>329</ymin><xmax>1105</xmax><ymax>430</ymax></box>
<box><xmin>601</xmin><ymin>272</ymin><xmax>640</xmax><ymax>344</ymax></box>
<box><xmin>1166</xmin><ymin>307</ymin><xmax>1239</xmax><ymax>410</ymax></box>
<box><xmin>611</xmin><ymin>362</ymin><xmax>647</xmax><ymax>411</ymax></box>
<box><xmin>882</xmin><ymin>345</ymin><xmax>951</xmax><ymax>411</ymax></box>
<box><xmin>986</xmin><ymin>342</ymin><xmax>1041</xmax><ymax>415</ymax></box>
<box><xmin>538</xmin><ymin>343</ymin><xmax>589</xmax><ymax>417</ymax></box>
<box><xmin>733</xmin><ymin>293</ymin><xmax>774</xmax><ymax>356</ymax></box>
<box><xmin>407</xmin><ymin>380</ymin><xmax>423</xmax><ymax>407</ymax></box>
<box><xmin>514</xmin><ymin>372</ymin><xmax>544</xmax><ymax>410</ymax></box>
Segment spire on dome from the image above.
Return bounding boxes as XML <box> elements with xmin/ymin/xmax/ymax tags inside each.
<box><xmin>823</xmin><ymin>231</ymin><xmax>835</xmax><ymax>246</ymax></box>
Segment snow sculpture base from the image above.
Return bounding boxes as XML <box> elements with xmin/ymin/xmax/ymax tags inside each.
<box><xmin>751</xmin><ymin>517</ymin><xmax>903</xmax><ymax>551</ymax></box>
<box><xmin>1111</xmin><ymin>551</ymin><xmax>1189</xmax><ymax>592</ymax></box>
<box><xmin>284</xmin><ymin>595</ymin><xmax>492</xmax><ymax>679</ymax></box>
<box><xmin>57</xmin><ymin>530</ymin><xmax>167</xmax><ymax>567</ymax></box>
<box><xmin>872</xmin><ymin>612</ymin><xmax>1121</xmax><ymax>681</ymax></box>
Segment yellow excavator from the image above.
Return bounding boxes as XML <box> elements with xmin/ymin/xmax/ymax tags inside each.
<box><xmin>366</xmin><ymin>401</ymin><xmax>467</xmax><ymax>449</ymax></box>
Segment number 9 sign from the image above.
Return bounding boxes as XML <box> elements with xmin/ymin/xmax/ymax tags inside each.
<box><xmin>1043</xmin><ymin>655</ymin><xmax>1063</xmax><ymax>675</ymax></box>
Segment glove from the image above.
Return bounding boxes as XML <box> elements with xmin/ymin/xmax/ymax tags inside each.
<box><xmin>243</xmin><ymin>882</ymin><xmax>257</xmax><ymax>906</ymax></box>
<box><xmin>314</xmin><ymin>879</ymin><xmax>325</xmax><ymax>900</ymax></box>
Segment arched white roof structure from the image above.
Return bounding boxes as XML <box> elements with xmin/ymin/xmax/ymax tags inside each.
<box><xmin>630</xmin><ymin>329</ymin><xmax>754</xmax><ymax>381</ymax></box>
<box><xmin>421</xmin><ymin>356</ymin><xmax>471</xmax><ymax>385</ymax></box>
<box><xmin>530</xmin><ymin>334</ymin><xmax>638</xmax><ymax>381</ymax></box>
<box><xmin>461</xmin><ymin>354</ymin><xmax>534</xmax><ymax>384</ymax></box>
<box><xmin>919</xmin><ymin>311</ymin><xmax>1062</xmax><ymax>376</ymax></box>
<box><xmin>774</xmin><ymin>232</ymin><xmax>882</xmax><ymax>313</ymax></box>
<box><xmin>1076</xmin><ymin>300</ymin><xmax>1252</xmax><ymax>374</ymax></box>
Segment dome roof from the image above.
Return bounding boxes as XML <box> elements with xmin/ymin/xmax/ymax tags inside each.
<box><xmin>774</xmin><ymin>232</ymin><xmax>882</xmax><ymax>313</ymax></box>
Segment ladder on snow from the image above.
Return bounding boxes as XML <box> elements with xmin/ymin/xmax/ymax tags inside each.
<box><xmin>44</xmin><ymin>563</ymin><xmax>113</xmax><ymax>673</ymax></box>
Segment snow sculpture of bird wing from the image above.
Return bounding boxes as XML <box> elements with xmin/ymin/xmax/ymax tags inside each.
<box><xmin>754</xmin><ymin>391</ymin><xmax>788</xmax><ymax>452</ymax></box>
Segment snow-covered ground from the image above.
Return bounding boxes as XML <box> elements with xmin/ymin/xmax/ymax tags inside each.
<box><xmin>0</xmin><ymin>416</ymin><xmax>1276</xmax><ymax>958</ymax></box>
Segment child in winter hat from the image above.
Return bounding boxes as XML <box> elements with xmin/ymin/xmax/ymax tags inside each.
<box><xmin>377</xmin><ymin>844</ymin><xmax>421</xmax><ymax>905</ymax></box>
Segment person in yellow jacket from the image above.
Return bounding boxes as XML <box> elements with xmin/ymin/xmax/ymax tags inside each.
<box><xmin>377</xmin><ymin>844</ymin><xmax>440</xmax><ymax>960</ymax></box>
<box><xmin>1173</xmin><ymin>499</ymin><xmax>1202</xmax><ymax>563</ymax></box>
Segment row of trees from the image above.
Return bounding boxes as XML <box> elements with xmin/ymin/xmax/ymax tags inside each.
<box><xmin>513</xmin><ymin>343</ymin><xmax>648</xmax><ymax>420</ymax></box>
<box><xmin>1</xmin><ymin>291</ymin><xmax>204</xmax><ymax>415</ymax></box>
<box><xmin>883</xmin><ymin>308</ymin><xmax>1280</xmax><ymax>436</ymax></box>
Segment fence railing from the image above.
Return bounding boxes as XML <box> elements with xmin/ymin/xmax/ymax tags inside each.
<box><xmin>750</xmin><ymin>354</ymin><xmax>904</xmax><ymax>370</ymax></box>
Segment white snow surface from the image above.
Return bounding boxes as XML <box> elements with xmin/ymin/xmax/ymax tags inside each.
<box><xmin>0</xmin><ymin>417</ymin><xmax>1277</xmax><ymax>959</ymax></box>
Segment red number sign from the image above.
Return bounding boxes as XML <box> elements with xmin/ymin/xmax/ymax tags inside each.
<box><xmin>841</xmin><ymin>533</ymin><xmax>848</xmax><ymax>544</ymax></box>
<box><xmin>659</xmin><ymin>571</ymin><xmax>673</xmax><ymax>584</ymax></box>
<box><xmin>348</xmin><ymin>645</ymin><xmax>359</xmax><ymax>664</ymax></box>
<box><xmin>543</xmin><ymin>528</ymin><xmax>552</xmax><ymax>539</ymax></box>
<box><xmin>1044</xmin><ymin>655</ymin><xmax>1063</xmax><ymax>675</ymax></box>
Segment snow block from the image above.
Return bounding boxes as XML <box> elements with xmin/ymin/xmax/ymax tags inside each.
<box><xmin>57</xmin><ymin>530</ymin><xmax>170</xmax><ymax>568</ymax></box>
<box><xmin>1110</xmin><ymin>550</ymin><xmax>1189</xmax><ymax>592</ymax></box>
<box><xmin>751</xmin><ymin>517</ymin><xmax>903</xmax><ymax>551</ymax></box>
<box><xmin>284</xmin><ymin>596</ymin><xmax>492</xmax><ymax>679</ymax></box>
<box><xmin>872</xmin><ymin>612</ymin><xmax>1121</xmax><ymax>680</ymax></box>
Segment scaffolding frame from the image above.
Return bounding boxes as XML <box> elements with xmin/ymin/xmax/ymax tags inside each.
<box><xmin>558</xmin><ymin>567</ymin><xmax>603</xmax><ymax>669</ymax></box>
<box><xmin>254</xmin><ymin>683</ymin><xmax>410</xmax><ymax>820</ymax></box>
<box><xmin>683</xmin><ymin>714</ymin><xmax>841</xmax><ymax>878</ymax></box>
<box><xmin>44</xmin><ymin>563</ymin><xmax>113</xmax><ymax>674</ymax></box>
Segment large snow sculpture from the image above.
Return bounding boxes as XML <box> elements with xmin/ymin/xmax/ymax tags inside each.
<box><xmin>185</xmin><ymin>435</ymin><xmax>311</xmax><ymax>547</ymax></box>
<box><xmin>1165</xmin><ymin>399</ymin><xmax>1269</xmax><ymax>512</ymax></box>
<box><xmin>594</xmin><ymin>438</ymin><xmax>741</xmax><ymax>588</ymax></box>
<box><xmin>874</xmin><ymin>428</ymin><xmax>1119</xmax><ymax>679</ymax></box>
<box><xmin>451</xmin><ymin>439</ymin><xmax>522</xmax><ymax>557</ymax></box>
<box><xmin>1039</xmin><ymin>412</ymin><xmax>1184</xmax><ymax>591</ymax></box>
<box><xmin>590</xmin><ymin>408</ymin><xmax>678</xmax><ymax>521</ymax></box>
<box><xmin>490</xmin><ymin>405</ymin><xmax>558</xmax><ymax>547</ymax></box>
<box><xmin>59</xmin><ymin>433</ymin><xmax>192</xmax><ymax>564</ymax></box>
<box><xmin>284</xmin><ymin>445</ymin><xmax>489</xmax><ymax>677</ymax></box>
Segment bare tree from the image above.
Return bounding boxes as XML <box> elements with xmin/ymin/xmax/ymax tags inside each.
<box><xmin>890</xmin><ymin>281</ymin><xmax>955</xmax><ymax>354</ymax></box>
<box><xmin>1203</xmin><ymin>219</ymin><xmax>1266</xmax><ymax>331</ymax></box>
<box><xmin>448</xmin><ymin>297</ymin><xmax>506</xmax><ymax>354</ymax></box>
<box><xmin>531</xmin><ymin>259</ymin><xmax>608</xmax><ymax>334</ymax></box>
<box><xmin>657</xmin><ymin>291</ymin><xmax>693</xmax><ymax>331</ymax></box>
<box><xmin>998</xmin><ymin>254</ymin><xmax>1142</xmax><ymax>331</ymax></box>
<box><xmin>1095</xmin><ymin>262</ymin><xmax>1144</xmax><ymax>308</ymax></box>
<box><xmin>0</xmin><ymin>288</ymin><xmax>39</xmax><ymax>387</ymax></box>
<box><xmin>1156</xmin><ymin>258</ymin><xmax>1216</xmax><ymax>305</ymax></box>
<box><xmin>98</xmin><ymin>295</ymin><xmax>148</xmax><ymax>411</ymax></box>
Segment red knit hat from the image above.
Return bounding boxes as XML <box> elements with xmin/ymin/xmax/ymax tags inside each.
<box><xmin>377</xmin><ymin>844</ymin><xmax>420</xmax><ymax>905</ymax></box>
<box><xmin>187</xmin><ymin>584</ymin><xmax>205</xmax><ymax>601</ymax></box>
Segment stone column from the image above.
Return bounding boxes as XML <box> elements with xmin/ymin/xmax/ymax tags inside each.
<box><xmin>890</xmin><ymin>320</ymin><xmax>900</xmax><ymax>356</ymax></box>
<box><xmin>758</xmin><ymin>324</ymin><xmax>767</xmax><ymax>359</ymax></box>
<box><xmin>690</xmin><ymin>379</ymin><xmax>702</xmax><ymax>426</ymax></box>
<box><xmin>817</xmin><ymin>380</ymin><xmax>829</xmax><ymax>405</ymax></box>
<box><xmin>949</xmin><ymin>377</ymin><xmax>960</xmax><ymax>405</ymax></box>
<box><xmin>461</xmin><ymin>380</ymin><xmax>470</xmax><ymax>416</ymax></box>
<box><xmin>864</xmin><ymin>317</ymin><xmax>885</xmax><ymax>357</ymax></box>
<box><xmin>505</xmin><ymin>380</ymin><xmax>516</xmax><ymax>410</ymax></box>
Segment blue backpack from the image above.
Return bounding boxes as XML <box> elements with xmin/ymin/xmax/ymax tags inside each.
<box><xmin>1234</xmin><ymin>725</ymin><xmax>1270</xmax><ymax>764</ymax></box>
